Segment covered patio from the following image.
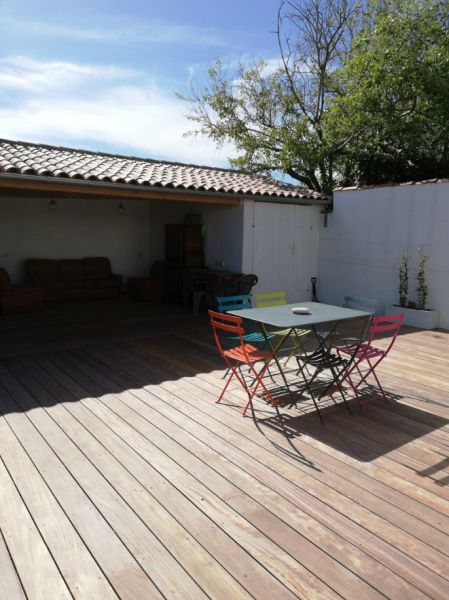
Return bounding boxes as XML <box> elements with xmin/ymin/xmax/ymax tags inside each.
<box><xmin>1</xmin><ymin>307</ymin><xmax>448</xmax><ymax>599</ymax></box>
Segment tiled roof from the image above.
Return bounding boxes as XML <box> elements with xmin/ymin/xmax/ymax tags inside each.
<box><xmin>0</xmin><ymin>139</ymin><xmax>326</xmax><ymax>200</ymax></box>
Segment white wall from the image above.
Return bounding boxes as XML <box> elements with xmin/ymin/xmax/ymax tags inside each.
<box><xmin>318</xmin><ymin>182</ymin><xmax>449</xmax><ymax>328</ymax></box>
<box><xmin>0</xmin><ymin>194</ymin><xmax>152</xmax><ymax>281</ymax></box>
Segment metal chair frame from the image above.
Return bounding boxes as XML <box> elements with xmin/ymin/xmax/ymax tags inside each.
<box><xmin>209</xmin><ymin>310</ymin><xmax>275</xmax><ymax>416</ymax></box>
<box><xmin>335</xmin><ymin>313</ymin><xmax>404</xmax><ymax>407</ymax></box>
<box><xmin>296</xmin><ymin>317</ymin><xmax>370</xmax><ymax>422</ymax></box>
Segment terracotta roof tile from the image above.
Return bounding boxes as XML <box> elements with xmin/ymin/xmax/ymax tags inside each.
<box><xmin>0</xmin><ymin>139</ymin><xmax>326</xmax><ymax>201</ymax></box>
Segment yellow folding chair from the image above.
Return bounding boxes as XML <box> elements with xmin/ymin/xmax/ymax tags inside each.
<box><xmin>254</xmin><ymin>291</ymin><xmax>309</xmax><ymax>361</ymax></box>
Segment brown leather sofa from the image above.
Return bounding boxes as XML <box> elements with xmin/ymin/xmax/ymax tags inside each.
<box><xmin>27</xmin><ymin>257</ymin><xmax>122</xmax><ymax>302</ymax></box>
<box><xmin>0</xmin><ymin>267</ymin><xmax>44</xmax><ymax>314</ymax></box>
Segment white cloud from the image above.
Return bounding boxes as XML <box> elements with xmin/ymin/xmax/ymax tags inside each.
<box><xmin>0</xmin><ymin>56</ymin><xmax>136</xmax><ymax>94</ymax></box>
<box><xmin>0</xmin><ymin>56</ymin><xmax>236</xmax><ymax>166</ymax></box>
<box><xmin>4</xmin><ymin>17</ymin><xmax>227</xmax><ymax>47</ymax></box>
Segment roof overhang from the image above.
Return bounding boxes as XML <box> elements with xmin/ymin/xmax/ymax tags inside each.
<box><xmin>0</xmin><ymin>173</ymin><xmax>330</xmax><ymax>207</ymax></box>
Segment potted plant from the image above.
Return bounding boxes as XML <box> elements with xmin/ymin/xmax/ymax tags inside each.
<box><xmin>386</xmin><ymin>248</ymin><xmax>439</xmax><ymax>329</ymax></box>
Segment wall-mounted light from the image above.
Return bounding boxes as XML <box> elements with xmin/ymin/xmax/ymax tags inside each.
<box><xmin>118</xmin><ymin>201</ymin><xmax>125</xmax><ymax>215</ymax></box>
<box><xmin>49</xmin><ymin>197</ymin><xmax>57</xmax><ymax>211</ymax></box>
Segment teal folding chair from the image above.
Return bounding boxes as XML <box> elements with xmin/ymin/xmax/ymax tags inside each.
<box><xmin>216</xmin><ymin>295</ymin><xmax>275</xmax><ymax>345</ymax></box>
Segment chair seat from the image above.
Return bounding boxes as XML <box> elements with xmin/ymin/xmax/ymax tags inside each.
<box><xmin>224</xmin><ymin>344</ymin><xmax>272</xmax><ymax>364</ymax></box>
<box><xmin>229</xmin><ymin>331</ymin><xmax>275</xmax><ymax>344</ymax></box>
<box><xmin>301</xmin><ymin>348</ymin><xmax>349</xmax><ymax>369</ymax></box>
<box><xmin>338</xmin><ymin>343</ymin><xmax>385</xmax><ymax>360</ymax></box>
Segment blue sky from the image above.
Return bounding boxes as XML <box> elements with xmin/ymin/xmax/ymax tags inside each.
<box><xmin>0</xmin><ymin>0</ymin><xmax>280</xmax><ymax>166</ymax></box>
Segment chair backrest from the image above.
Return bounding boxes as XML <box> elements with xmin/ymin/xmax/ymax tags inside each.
<box><xmin>238</xmin><ymin>273</ymin><xmax>258</xmax><ymax>295</ymax></box>
<box><xmin>208</xmin><ymin>310</ymin><xmax>244</xmax><ymax>356</ymax></box>
<box><xmin>254</xmin><ymin>291</ymin><xmax>287</xmax><ymax>308</ymax></box>
<box><xmin>343</xmin><ymin>295</ymin><xmax>378</xmax><ymax>314</ymax></box>
<box><xmin>367</xmin><ymin>312</ymin><xmax>404</xmax><ymax>353</ymax></box>
<box><xmin>216</xmin><ymin>294</ymin><xmax>251</xmax><ymax>313</ymax></box>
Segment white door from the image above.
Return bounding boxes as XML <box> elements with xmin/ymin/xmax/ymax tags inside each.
<box><xmin>249</xmin><ymin>202</ymin><xmax>318</xmax><ymax>302</ymax></box>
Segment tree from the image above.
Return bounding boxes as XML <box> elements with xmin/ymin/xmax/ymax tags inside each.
<box><xmin>180</xmin><ymin>0</ymin><xmax>361</xmax><ymax>194</ymax></box>
<box><xmin>181</xmin><ymin>0</ymin><xmax>449</xmax><ymax>192</ymax></box>
<box><xmin>329</xmin><ymin>0</ymin><xmax>449</xmax><ymax>186</ymax></box>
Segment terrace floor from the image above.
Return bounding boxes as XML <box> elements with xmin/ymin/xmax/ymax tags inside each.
<box><xmin>0</xmin><ymin>300</ymin><xmax>449</xmax><ymax>599</ymax></box>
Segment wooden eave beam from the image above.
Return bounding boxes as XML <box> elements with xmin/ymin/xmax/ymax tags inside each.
<box><xmin>0</xmin><ymin>175</ymin><xmax>242</xmax><ymax>206</ymax></box>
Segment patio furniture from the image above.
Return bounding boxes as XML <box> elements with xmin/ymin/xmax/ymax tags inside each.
<box><xmin>128</xmin><ymin>261</ymin><xmax>165</xmax><ymax>301</ymax></box>
<box><xmin>27</xmin><ymin>257</ymin><xmax>123</xmax><ymax>302</ymax></box>
<box><xmin>335</xmin><ymin>312</ymin><xmax>404</xmax><ymax>407</ymax></box>
<box><xmin>296</xmin><ymin>316</ymin><xmax>370</xmax><ymax>421</ymax></box>
<box><xmin>237</xmin><ymin>274</ymin><xmax>258</xmax><ymax>296</ymax></box>
<box><xmin>208</xmin><ymin>310</ymin><xmax>275</xmax><ymax>416</ymax></box>
<box><xmin>192</xmin><ymin>275</ymin><xmax>208</xmax><ymax>315</ymax></box>
<box><xmin>254</xmin><ymin>290</ymin><xmax>309</xmax><ymax>360</ymax></box>
<box><xmin>217</xmin><ymin>294</ymin><xmax>275</xmax><ymax>345</ymax></box>
<box><xmin>228</xmin><ymin>302</ymin><xmax>371</xmax><ymax>417</ymax></box>
<box><xmin>0</xmin><ymin>267</ymin><xmax>44</xmax><ymax>314</ymax></box>
<box><xmin>343</xmin><ymin>295</ymin><xmax>379</xmax><ymax>314</ymax></box>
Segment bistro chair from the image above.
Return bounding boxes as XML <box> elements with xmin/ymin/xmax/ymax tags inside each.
<box><xmin>343</xmin><ymin>295</ymin><xmax>379</xmax><ymax>314</ymax></box>
<box><xmin>254</xmin><ymin>291</ymin><xmax>309</xmax><ymax>360</ymax></box>
<box><xmin>216</xmin><ymin>294</ymin><xmax>275</xmax><ymax>345</ymax></box>
<box><xmin>209</xmin><ymin>310</ymin><xmax>275</xmax><ymax>416</ymax></box>
<box><xmin>334</xmin><ymin>312</ymin><xmax>404</xmax><ymax>408</ymax></box>
<box><xmin>237</xmin><ymin>273</ymin><xmax>258</xmax><ymax>296</ymax></box>
<box><xmin>295</xmin><ymin>316</ymin><xmax>371</xmax><ymax>422</ymax></box>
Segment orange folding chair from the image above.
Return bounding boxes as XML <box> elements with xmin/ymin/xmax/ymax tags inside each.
<box><xmin>208</xmin><ymin>310</ymin><xmax>275</xmax><ymax>416</ymax></box>
<box><xmin>335</xmin><ymin>312</ymin><xmax>404</xmax><ymax>407</ymax></box>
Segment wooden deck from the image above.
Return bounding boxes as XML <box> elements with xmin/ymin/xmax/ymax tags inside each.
<box><xmin>0</xmin><ymin>309</ymin><xmax>449</xmax><ymax>599</ymax></box>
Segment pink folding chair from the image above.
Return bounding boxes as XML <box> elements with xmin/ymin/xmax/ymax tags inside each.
<box><xmin>334</xmin><ymin>312</ymin><xmax>404</xmax><ymax>407</ymax></box>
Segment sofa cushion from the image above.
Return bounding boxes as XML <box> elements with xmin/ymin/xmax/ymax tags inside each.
<box><xmin>83</xmin><ymin>257</ymin><xmax>112</xmax><ymax>280</ymax></box>
<box><xmin>96</xmin><ymin>278</ymin><xmax>120</xmax><ymax>289</ymax></box>
<box><xmin>59</xmin><ymin>259</ymin><xmax>85</xmax><ymax>281</ymax></box>
<box><xmin>28</xmin><ymin>259</ymin><xmax>59</xmax><ymax>284</ymax></box>
<box><xmin>0</xmin><ymin>267</ymin><xmax>12</xmax><ymax>291</ymax></box>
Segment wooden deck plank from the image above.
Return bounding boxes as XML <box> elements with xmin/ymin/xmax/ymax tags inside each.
<box><xmin>35</xmin><ymin>352</ymin><xmax>335</xmax><ymax>600</ymax></box>
<box><xmin>59</xmin><ymin>344</ymin><xmax>449</xmax><ymax>599</ymax></box>
<box><xmin>0</xmin><ymin>365</ymin><xmax>164</xmax><ymax>600</ymax></box>
<box><xmin>126</xmin><ymin>337</ymin><xmax>449</xmax><ymax>515</ymax></box>
<box><xmin>1</xmin><ymin>316</ymin><xmax>448</xmax><ymax>600</ymax></box>
<box><xmin>12</xmin><ymin>356</ymin><xmax>262</xmax><ymax>600</ymax></box>
<box><xmin>0</xmin><ymin>415</ymin><xmax>117</xmax><ymax>600</ymax></box>
<box><xmin>97</xmin><ymin>340</ymin><xmax>444</xmax><ymax>588</ymax></box>
<box><xmin>0</xmin><ymin>441</ymin><xmax>72</xmax><ymax>600</ymax></box>
<box><xmin>60</xmin><ymin>342</ymin><xmax>448</xmax><ymax>600</ymax></box>
<box><xmin>0</xmin><ymin>528</ymin><xmax>27</xmax><ymax>600</ymax></box>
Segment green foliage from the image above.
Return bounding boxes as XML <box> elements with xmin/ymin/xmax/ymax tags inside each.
<box><xmin>416</xmin><ymin>247</ymin><xmax>429</xmax><ymax>310</ymax></box>
<box><xmin>398</xmin><ymin>251</ymin><xmax>410</xmax><ymax>307</ymax></box>
<box><xmin>180</xmin><ymin>0</ymin><xmax>449</xmax><ymax>191</ymax></box>
<box><xmin>329</xmin><ymin>0</ymin><xmax>449</xmax><ymax>186</ymax></box>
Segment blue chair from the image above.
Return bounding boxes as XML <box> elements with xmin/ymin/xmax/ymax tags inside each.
<box><xmin>216</xmin><ymin>295</ymin><xmax>275</xmax><ymax>345</ymax></box>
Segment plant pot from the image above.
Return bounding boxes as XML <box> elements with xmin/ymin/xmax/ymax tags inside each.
<box><xmin>386</xmin><ymin>304</ymin><xmax>439</xmax><ymax>330</ymax></box>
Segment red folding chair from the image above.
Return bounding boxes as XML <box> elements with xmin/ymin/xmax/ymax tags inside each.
<box><xmin>208</xmin><ymin>310</ymin><xmax>275</xmax><ymax>416</ymax></box>
<box><xmin>335</xmin><ymin>312</ymin><xmax>404</xmax><ymax>407</ymax></box>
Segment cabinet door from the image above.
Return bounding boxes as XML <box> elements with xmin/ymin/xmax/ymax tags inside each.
<box><xmin>165</xmin><ymin>225</ymin><xmax>184</xmax><ymax>267</ymax></box>
<box><xmin>184</xmin><ymin>225</ymin><xmax>205</xmax><ymax>268</ymax></box>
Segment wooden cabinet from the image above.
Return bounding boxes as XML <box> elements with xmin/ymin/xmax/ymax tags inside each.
<box><xmin>165</xmin><ymin>225</ymin><xmax>205</xmax><ymax>298</ymax></box>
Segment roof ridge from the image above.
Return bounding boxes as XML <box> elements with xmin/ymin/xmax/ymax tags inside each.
<box><xmin>0</xmin><ymin>137</ymin><xmax>299</xmax><ymax>188</ymax></box>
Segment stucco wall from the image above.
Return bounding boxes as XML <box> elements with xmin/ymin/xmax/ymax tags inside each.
<box><xmin>0</xmin><ymin>194</ymin><xmax>152</xmax><ymax>281</ymax></box>
<box><xmin>318</xmin><ymin>182</ymin><xmax>449</xmax><ymax>328</ymax></box>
